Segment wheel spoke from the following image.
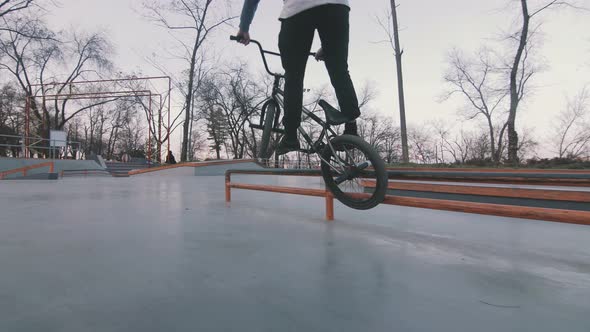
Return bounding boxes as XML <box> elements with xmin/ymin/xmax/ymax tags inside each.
<box><xmin>328</xmin><ymin>148</ymin><xmax>371</xmax><ymax>193</ymax></box>
<box><xmin>326</xmin><ymin>139</ymin><xmax>348</xmax><ymax>172</ymax></box>
<box><xmin>321</xmin><ymin>135</ymin><xmax>387</xmax><ymax>210</ymax></box>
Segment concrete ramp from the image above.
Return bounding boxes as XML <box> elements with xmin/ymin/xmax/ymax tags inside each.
<box><xmin>0</xmin><ymin>158</ymin><xmax>103</xmax><ymax>179</ymax></box>
<box><xmin>5</xmin><ymin>172</ymin><xmax>60</xmax><ymax>180</ymax></box>
<box><xmin>134</xmin><ymin>166</ymin><xmax>195</xmax><ymax>177</ymax></box>
<box><xmin>194</xmin><ymin>160</ymin><xmax>262</xmax><ymax>176</ymax></box>
<box><xmin>130</xmin><ymin>159</ymin><xmax>263</xmax><ymax>177</ymax></box>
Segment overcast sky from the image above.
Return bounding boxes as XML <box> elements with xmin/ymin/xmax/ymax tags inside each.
<box><xmin>45</xmin><ymin>0</ymin><xmax>589</xmax><ymax>156</ymax></box>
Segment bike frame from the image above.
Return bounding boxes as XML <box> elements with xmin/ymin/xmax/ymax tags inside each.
<box><xmin>240</xmin><ymin>38</ymin><xmax>339</xmax><ymax>157</ymax></box>
<box><xmin>231</xmin><ymin>36</ymin><xmax>360</xmax><ymax>178</ymax></box>
<box><xmin>230</xmin><ymin>36</ymin><xmax>388</xmax><ymax>204</ymax></box>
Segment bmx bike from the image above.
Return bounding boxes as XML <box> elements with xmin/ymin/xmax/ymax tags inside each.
<box><xmin>230</xmin><ymin>36</ymin><xmax>388</xmax><ymax>210</ymax></box>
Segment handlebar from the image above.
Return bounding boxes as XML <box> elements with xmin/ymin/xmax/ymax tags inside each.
<box><xmin>230</xmin><ymin>35</ymin><xmax>316</xmax><ymax>78</ymax></box>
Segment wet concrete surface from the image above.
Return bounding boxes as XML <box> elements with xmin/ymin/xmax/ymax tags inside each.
<box><xmin>0</xmin><ymin>175</ymin><xmax>589</xmax><ymax>331</ymax></box>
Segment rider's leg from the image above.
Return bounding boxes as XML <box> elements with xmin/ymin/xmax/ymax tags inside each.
<box><xmin>278</xmin><ymin>11</ymin><xmax>315</xmax><ymax>147</ymax></box>
<box><xmin>316</xmin><ymin>4</ymin><xmax>361</xmax><ymax>128</ymax></box>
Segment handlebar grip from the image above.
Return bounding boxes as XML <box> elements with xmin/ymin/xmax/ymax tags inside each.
<box><xmin>230</xmin><ymin>35</ymin><xmax>240</xmax><ymax>41</ymax></box>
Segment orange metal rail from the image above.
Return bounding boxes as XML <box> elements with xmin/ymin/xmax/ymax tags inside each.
<box><xmin>226</xmin><ymin>182</ymin><xmax>335</xmax><ymax>221</ymax></box>
<box><xmin>225</xmin><ymin>169</ymin><xmax>590</xmax><ymax>226</ymax></box>
<box><xmin>0</xmin><ymin>162</ymin><xmax>55</xmax><ymax>180</ymax></box>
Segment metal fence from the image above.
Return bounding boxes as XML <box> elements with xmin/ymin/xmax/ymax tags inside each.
<box><xmin>0</xmin><ymin>134</ymin><xmax>83</xmax><ymax>160</ymax></box>
<box><xmin>257</xmin><ymin>157</ymin><xmax>322</xmax><ymax>169</ymax></box>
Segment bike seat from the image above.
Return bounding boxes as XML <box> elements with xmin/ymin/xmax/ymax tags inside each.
<box><xmin>318</xmin><ymin>99</ymin><xmax>351</xmax><ymax>126</ymax></box>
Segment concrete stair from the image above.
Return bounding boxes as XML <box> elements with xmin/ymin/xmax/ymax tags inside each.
<box><xmin>105</xmin><ymin>161</ymin><xmax>156</xmax><ymax>176</ymax></box>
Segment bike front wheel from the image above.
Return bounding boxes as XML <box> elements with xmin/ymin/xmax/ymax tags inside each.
<box><xmin>321</xmin><ymin>135</ymin><xmax>388</xmax><ymax>210</ymax></box>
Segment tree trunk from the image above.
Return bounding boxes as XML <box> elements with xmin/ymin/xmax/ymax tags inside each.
<box><xmin>181</xmin><ymin>39</ymin><xmax>200</xmax><ymax>162</ymax></box>
<box><xmin>187</xmin><ymin>100</ymin><xmax>195</xmax><ymax>161</ymax></box>
<box><xmin>508</xmin><ymin>0</ymin><xmax>530</xmax><ymax>164</ymax></box>
<box><xmin>486</xmin><ymin>116</ymin><xmax>497</xmax><ymax>163</ymax></box>
<box><xmin>390</xmin><ymin>0</ymin><xmax>409</xmax><ymax>163</ymax></box>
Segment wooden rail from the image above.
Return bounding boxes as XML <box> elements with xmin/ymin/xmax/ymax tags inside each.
<box><xmin>387</xmin><ymin>176</ymin><xmax>590</xmax><ymax>187</ymax></box>
<box><xmin>381</xmin><ymin>196</ymin><xmax>590</xmax><ymax>226</ymax></box>
<box><xmin>363</xmin><ymin>180</ymin><xmax>590</xmax><ymax>203</ymax></box>
<box><xmin>226</xmin><ymin>169</ymin><xmax>590</xmax><ymax>226</ymax></box>
<box><xmin>0</xmin><ymin>162</ymin><xmax>55</xmax><ymax>180</ymax></box>
<box><xmin>388</xmin><ymin>167</ymin><xmax>590</xmax><ymax>174</ymax></box>
<box><xmin>387</xmin><ymin>170</ymin><xmax>590</xmax><ymax>187</ymax></box>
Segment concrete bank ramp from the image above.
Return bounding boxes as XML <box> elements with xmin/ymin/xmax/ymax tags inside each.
<box><xmin>0</xmin><ymin>158</ymin><xmax>103</xmax><ymax>180</ymax></box>
<box><xmin>130</xmin><ymin>159</ymin><xmax>263</xmax><ymax>177</ymax></box>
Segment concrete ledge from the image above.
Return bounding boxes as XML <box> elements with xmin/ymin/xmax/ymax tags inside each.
<box><xmin>2</xmin><ymin>172</ymin><xmax>59</xmax><ymax>180</ymax></box>
<box><xmin>128</xmin><ymin>159</ymin><xmax>261</xmax><ymax>176</ymax></box>
<box><xmin>0</xmin><ymin>158</ymin><xmax>103</xmax><ymax>178</ymax></box>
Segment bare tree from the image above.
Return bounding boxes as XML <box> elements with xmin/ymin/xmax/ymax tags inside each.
<box><xmin>443</xmin><ymin>0</ymin><xmax>582</xmax><ymax>164</ymax></box>
<box><xmin>47</xmin><ymin>32</ymin><xmax>114</xmax><ymax>129</ymax></box>
<box><xmin>104</xmin><ymin>99</ymin><xmax>141</xmax><ymax>160</ymax></box>
<box><xmin>470</xmin><ymin>131</ymin><xmax>492</xmax><ymax>162</ymax></box>
<box><xmin>517</xmin><ymin>126</ymin><xmax>539</xmax><ymax>160</ymax></box>
<box><xmin>189</xmin><ymin>122</ymin><xmax>207</xmax><ymax>160</ymax></box>
<box><xmin>1</xmin><ymin>14</ymin><xmax>116</xmax><ymax>150</ymax></box>
<box><xmin>142</xmin><ymin>56</ymin><xmax>204</xmax><ymax>161</ymax></box>
<box><xmin>376</xmin><ymin>116</ymin><xmax>401</xmax><ymax>164</ymax></box>
<box><xmin>0</xmin><ymin>1</ymin><xmax>60</xmax><ymax>39</ymax></box>
<box><xmin>357</xmin><ymin>112</ymin><xmax>387</xmax><ymax>149</ymax></box>
<box><xmin>442</xmin><ymin>47</ymin><xmax>511</xmax><ymax>163</ymax></box>
<box><xmin>506</xmin><ymin>0</ymin><xmax>582</xmax><ymax>163</ymax></box>
<box><xmin>198</xmin><ymin>64</ymin><xmax>268</xmax><ymax>159</ymax></box>
<box><xmin>408</xmin><ymin>126</ymin><xmax>435</xmax><ymax>164</ymax></box>
<box><xmin>143</xmin><ymin>0</ymin><xmax>235</xmax><ymax>162</ymax></box>
<box><xmin>0</xmin><ymin>83</ymin><xmax>22</xmax><ymax>156</ymax></box>
<box><xmin>0</xmin><ymin>0</ymin><xmax>33</xmax><ymax>18</ymax></box>
<box><xmin>0</xmin><ymin>83</ymin><xmax>22</xmax><ymax>131</ymax></box>
<box><xmin>553</xmin><ymin>87</ymin><xmax>590</xmax><ymax>159</ymax></box>
<box><xmin>0</xmin><ymin>15</ymin><xmax>57</xmax><ymax>151</ymax></box>
<box><xmin>376</xmin><ymin>0</ymin><xmax>409</xmax><ymax>163</ymax></box>
<box><xmin>69</xmin><ymin>98</ymin><xmax>146</xmax><ymax>160</ymax></box>
<box><xmin>431</xmin><ymin>121</ymin><xmax>465</xmax><ymax>164</ymax></box>
<box><xmin>430</xmin><ymin>119</ymin><xmax>501</xmax><ymax>164</ymax></box>
<box><xmin>204</xmin><ymin>107</ymin><xmax>227</xmax><ymax>159</ymax></box>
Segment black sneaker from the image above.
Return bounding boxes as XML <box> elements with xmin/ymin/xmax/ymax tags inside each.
<box><xmin>343</xmin><ymin>121</ymin><xmax>358</xmax><ymax>136</ymax></box>
<box><xmin>276</xmin><ymin>135</ymin><xmax>300</xmax><ymax>155</ymax></box>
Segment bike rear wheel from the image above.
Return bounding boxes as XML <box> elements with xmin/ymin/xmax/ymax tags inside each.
<box><xmin>259</xmin><ymin>101</ymin><xmax>277</xmax><ymax>160</ymax></box>
<box><xmin>321</xmin><ymin>135</ymin><xmax>388</xmax><ymax>210</ymax></box>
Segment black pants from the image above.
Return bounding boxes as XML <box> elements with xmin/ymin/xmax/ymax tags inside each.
<box><xmin>279</xmin><ymin>4</ymin><xmax>360</xmax><ymax>137</ymax></box>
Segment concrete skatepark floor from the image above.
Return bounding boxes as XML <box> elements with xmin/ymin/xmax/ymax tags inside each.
<box><xmin>1</xmin><ymin>174</ymin><xmax>589</xmax><ymax>331</ymax></box>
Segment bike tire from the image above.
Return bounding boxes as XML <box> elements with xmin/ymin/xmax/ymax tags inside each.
<box><xmin>259</xmin><ymin>101</ymin><xmax>277</xmax><ymax>160</ymax></box>
<box><xmin>321</xmin><ymin>135</ymin><xmax>388</xmax><ymax>210</ymax></box>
